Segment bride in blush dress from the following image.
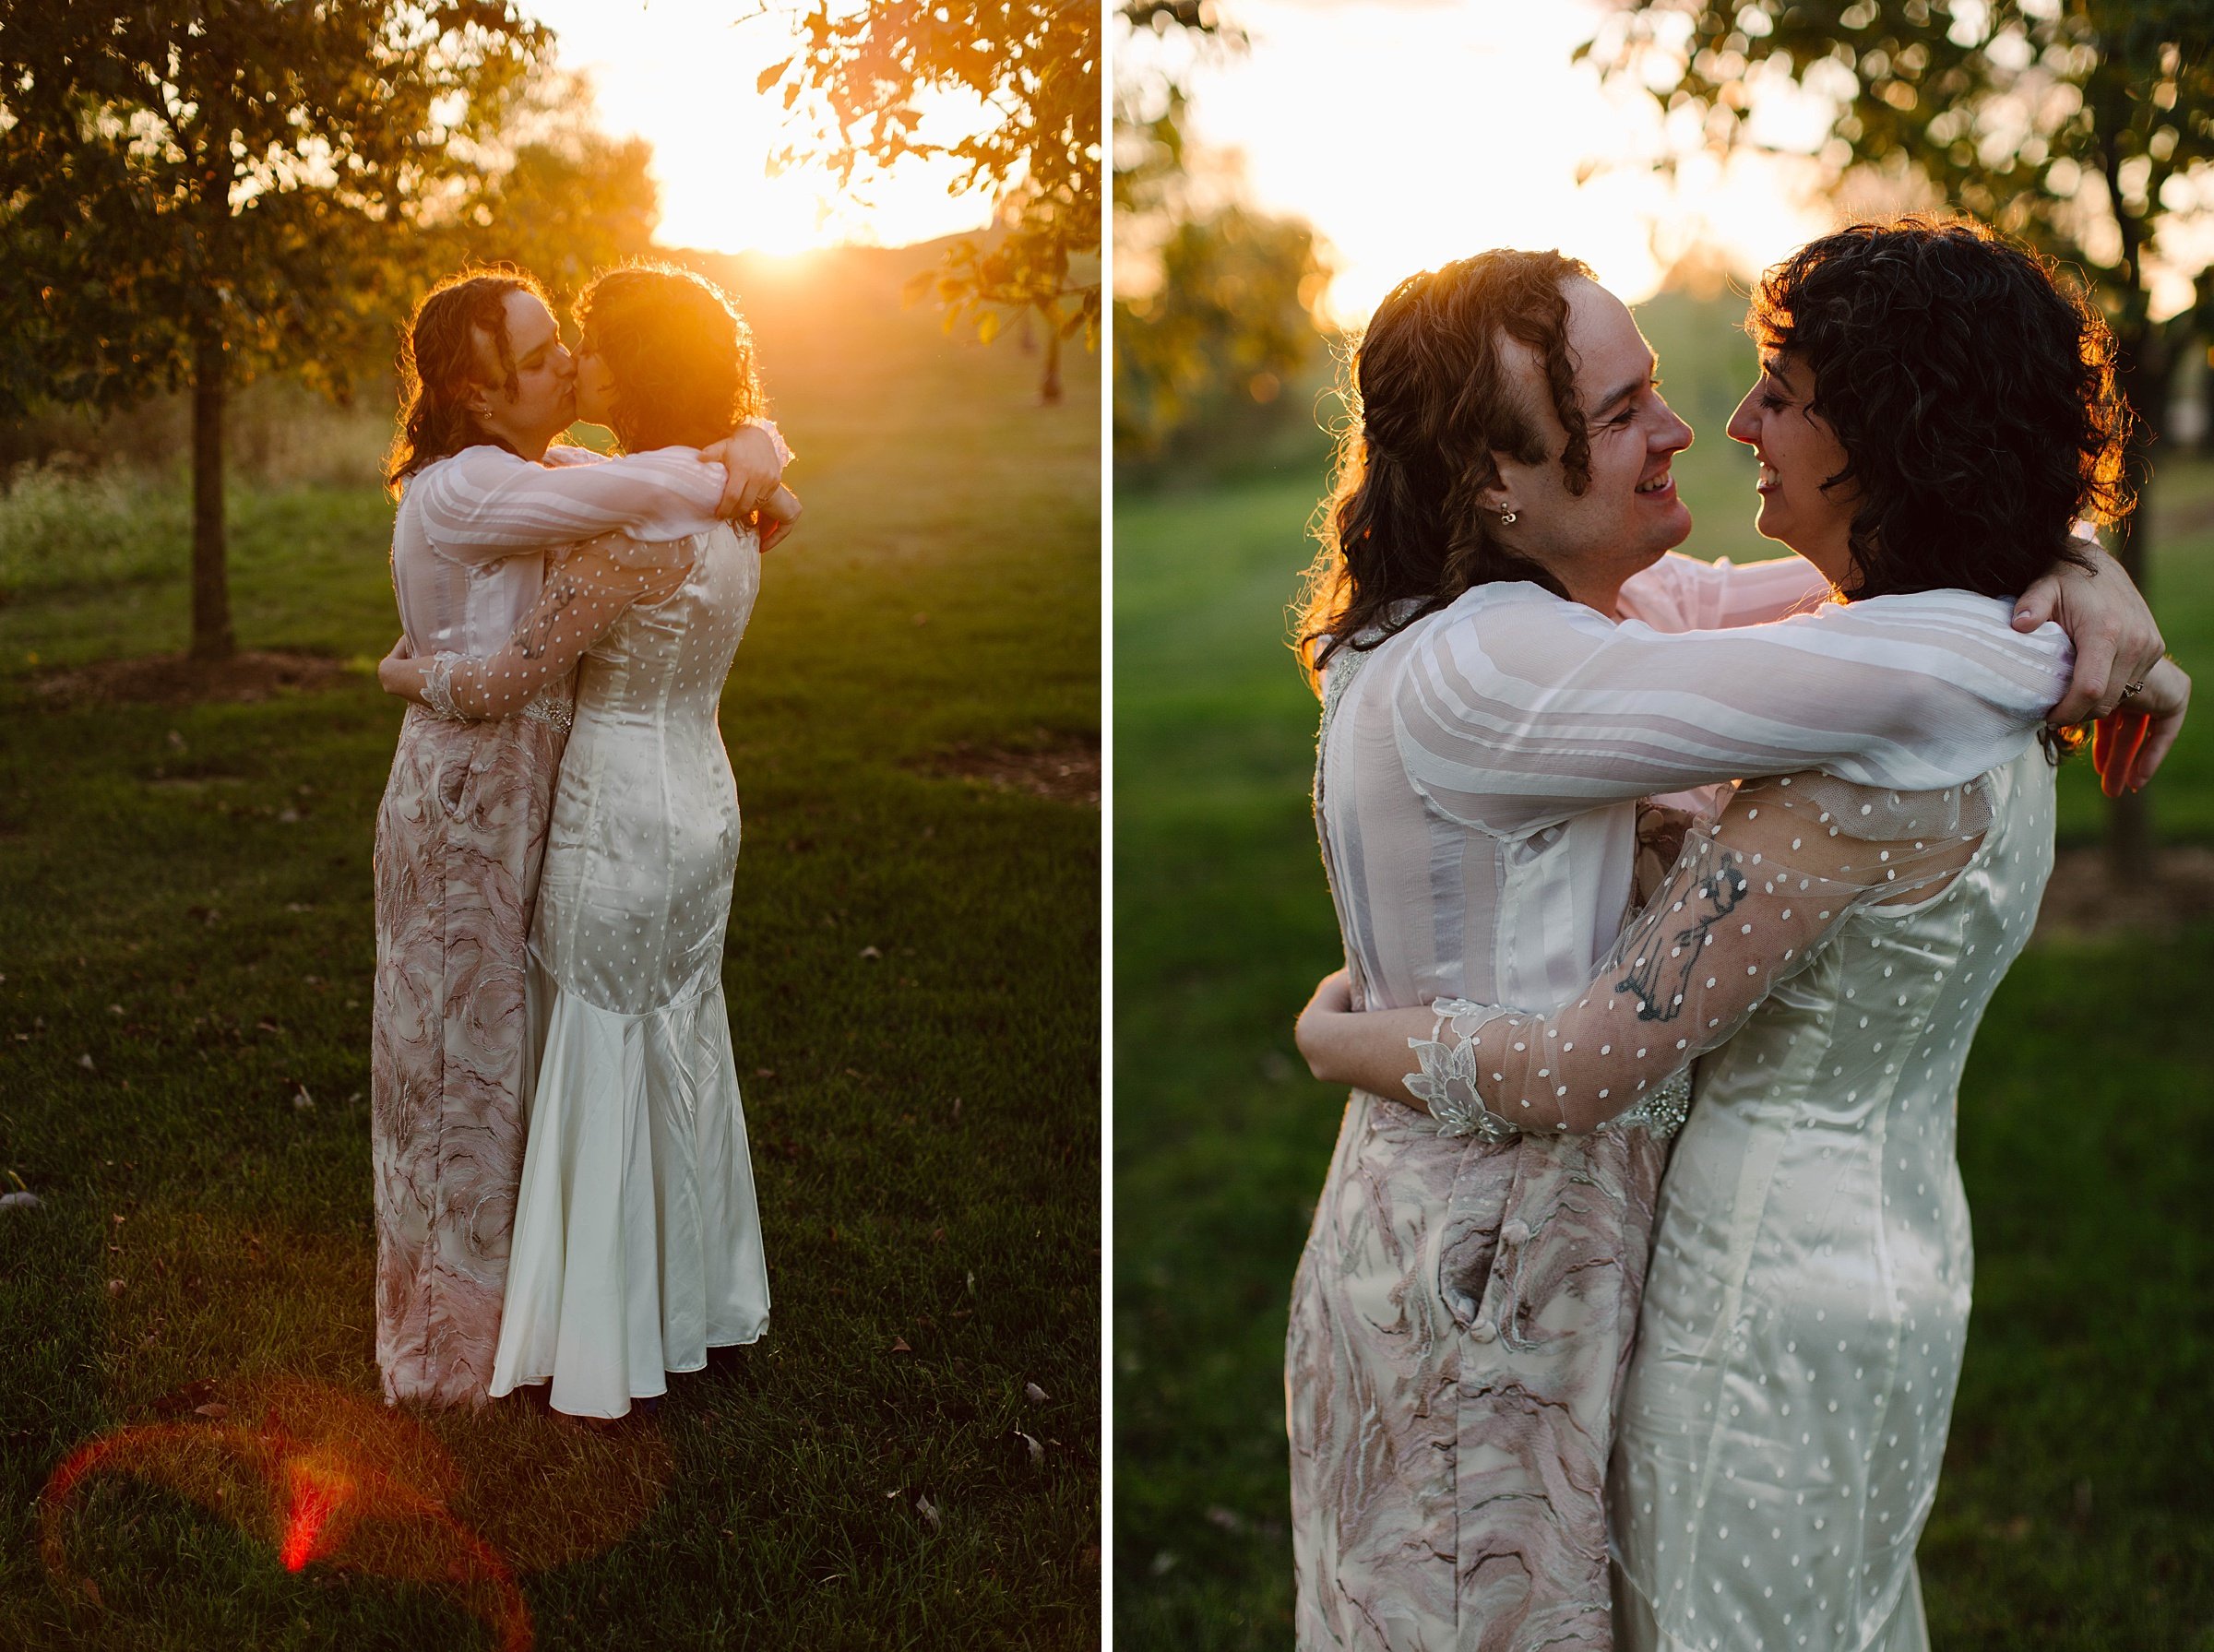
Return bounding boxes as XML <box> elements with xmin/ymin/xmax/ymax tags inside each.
<box><xmin>1295</xmin><ymin>221</ymin><xmax>2189</xmax><ymax>1650</ymax></box>
<box><xmin>383</xmin><ymin>264</ymin><xmax>787</xmax><ymax>1418</ymax></box>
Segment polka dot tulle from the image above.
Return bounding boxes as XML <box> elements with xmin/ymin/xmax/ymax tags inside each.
<box><xmin>1404</xmin><ymin>768</ymin><xmax>1995</xmax><ymax>1139</ymax></box>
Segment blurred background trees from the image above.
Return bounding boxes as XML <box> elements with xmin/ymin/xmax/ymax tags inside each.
<box><xmin>1112</xmin><ymin>0</ymin><xmax>1333</xmax><ymax>475</ymax></box>
<box><xmin>0</xmin><ymin>0</ymin><xmax>552</xmax><ymax>663</ymax></box>
<box><xmin>758</xmin><ymin>0</ymin><xmax>1101</xmax><ymax>405</ymax></box>
<box><xmin>1584</xmin><ymin>0</ymin><xmax>2214</xmax><ymax>877</ymax></box>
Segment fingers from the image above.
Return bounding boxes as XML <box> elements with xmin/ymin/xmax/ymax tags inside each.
<box><xmin>2051</xmin><ymin>619</ymin><xmax>2122</xmax><ymax>725</ymax></box>
<box><xmin>2094</xmin><ymin>712</ymin><xmax>2151</xmax><ymax>798</ymax></box>
<box><xmin>2013</xmin><ymin>574</ymin><xmax>2060</xmax><ymax>631</ymax></box>
<box><xmin>2128</xmin><ymin>710</ymin><xmax>2184</xmax><ymax>790</ymax></box>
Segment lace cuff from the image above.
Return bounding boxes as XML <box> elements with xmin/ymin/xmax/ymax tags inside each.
<box><xmin>423</xmin><ymin>652</ymin><xmax>468</xmax><ymax>720</ymax></box>
<box><xmin>1403</xmin><ymin>998</ymin><xmax>1695</xmax><ymax>1141</ymax></box>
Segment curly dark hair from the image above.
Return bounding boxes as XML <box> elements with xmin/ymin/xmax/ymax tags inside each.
<box><xmin>1297</xmin><ymin>249</ymin><xmax>1597</xmax><ymax>678</ymax></box>
<box><xmin>1745</xmin><ymin>217</ymin><xmax>2131</xmax><ymax>603</ymax></box>
<box><xmin>574</xmin><ymin>264</ymin><xmax>762</xmax><ymax>454</ymax></box>
<box><xmin>384</xmin><ymin>267</ymin><xmax>544</xmax><ymax>492</ymax></box>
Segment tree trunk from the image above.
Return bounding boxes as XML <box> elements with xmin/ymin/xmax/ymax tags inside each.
<box><xmin>2200</xmin><ymin>338</ymin><xmax>2214</xmax><ymax>457</ymax></box>
<box><xmin>2106</xmin><ymin>321</ymin><xmax>2167</xmax><ymax>885</ymax></box>
<box><xmin>189</xmin><ymin>323</ymin><xmax>233</xmax><ymax>662</ymax></box>
<box><xmin>1038</xmin><ymin>306</ymin><xmax>1064</xmax><ymax>406</ymax></box>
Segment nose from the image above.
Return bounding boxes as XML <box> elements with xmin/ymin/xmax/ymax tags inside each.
<box><xmin>1650</xmin><ymin>388</ymin><xmax>1693</xmax><ymax>457</ymax></box>
<box><xmin>1725</xmin><ymin>386</ymin><xmax>1759</xmax><ymax>446</ymax></box>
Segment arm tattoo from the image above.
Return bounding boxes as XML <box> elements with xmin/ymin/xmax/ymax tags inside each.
<box><xmin>1616</xmin><ymin>864</ymin><xmax>1748</xmax><ymax>1024</ymax></box>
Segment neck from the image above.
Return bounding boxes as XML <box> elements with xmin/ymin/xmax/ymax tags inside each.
<box><xmin>1559</xmin><ymin>567</ymin><xmax>1629</xmax><ymax>621</ymax></box>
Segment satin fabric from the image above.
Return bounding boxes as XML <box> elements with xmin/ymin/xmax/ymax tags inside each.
<box><xmin>1611</xmin><ymin>748</ymin><xmax>2055</xmax><ymax>1652</ymax></box>
<box><xmin>489</xmin><ymin>521</ymin><xmax>770</xmax><ymax>1417</ymax></box>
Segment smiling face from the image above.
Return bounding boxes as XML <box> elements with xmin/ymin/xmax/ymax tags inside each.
<box><xmin>1486</xmin><ymin>278</ymin><xmax>1695</xmax><ymax>612</ymax></box>
<box><xmin>463</xmin><ymin>291</ymin><xmax>576</xmax><ymax>458</ymax></box>
<box><xmin>1726</xmin><ymin>351</ymin><xmax>1859</xmax><ymax>586</ymax></box>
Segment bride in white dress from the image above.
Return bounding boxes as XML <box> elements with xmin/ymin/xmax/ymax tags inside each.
<box><xmin>1294</xmin><ymin>220</ymin><xmax>2189</xmax><ymax>1649</ymax></box>
<box><xmin>383</xmin><ymin>264</ymin><xmax>787</xmax><ymax>1418</ymax></box>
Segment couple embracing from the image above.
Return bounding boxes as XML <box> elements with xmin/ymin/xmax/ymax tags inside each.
<box><xmin>1283</xmin><ymin>220</ymin><xmax>2189</xmax><ymax>1649</ymax></box>
<box><xmin>369</xmin><ymin>262</ymin><xmax>799</xmax><ymax>1420</ymax></box>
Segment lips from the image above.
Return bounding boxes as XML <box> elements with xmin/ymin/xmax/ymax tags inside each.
<box><xmin>1634</xmin><ymin>467</ymin><xmax>1675</xmax><ymax>501</ymax></box>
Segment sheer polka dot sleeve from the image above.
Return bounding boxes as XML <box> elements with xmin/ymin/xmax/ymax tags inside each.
<box><xmin>1405</xmin><ymin>771</ymin><xmax>1994</xmax><ymax>1138</ymax></box>
<box><xmin>424</xmin><ymin>534</ymin><xmax>694</xmax><ymax>719</ymax></box>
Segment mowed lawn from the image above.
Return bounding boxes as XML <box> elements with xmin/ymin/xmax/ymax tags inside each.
<box><xmin>1114</xmin><ymin>387</ymin><xmax>2214</xmax><ymax>1646</ymax></box>
<box><xmin>0</xmin><ymin>244</ymin><xmax>1100</xmax><ymax>1650</ymax></box>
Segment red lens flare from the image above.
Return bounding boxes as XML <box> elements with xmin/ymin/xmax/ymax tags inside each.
<box><xmin>40</xmin><ymin>1381</ymin><xmax>532</xmax><ymax>1651</ymax></box>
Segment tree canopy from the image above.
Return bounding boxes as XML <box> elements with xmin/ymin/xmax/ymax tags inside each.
<box><xmin>0</xmin><ymin>0</ymin><xmax>551</xmax><ymax>659</ymax></box>
<box><xmin>759</xmin><ymin>1</ymin><xmax>1101</xmax><ymax>402</ymax></box>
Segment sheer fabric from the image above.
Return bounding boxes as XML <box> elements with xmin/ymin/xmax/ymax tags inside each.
<box><xmin>1290</xmin><ymin>565</ymin><xmax>2066</xmax><ymax>1652</ymax></box>
<box><xmin>420</xmin><ymin>532</ymin><xmax>696</xmax><ymax>722</ymax></box>
<box><xmin>1403</xmin><ymin>773</ymin><xmax>1991</xmax><ymax>1139</ymax></box>
<box><xmin>390</xmin><ymin>445</ymin><xmax>727</xmax><ymax>666</ymax></box>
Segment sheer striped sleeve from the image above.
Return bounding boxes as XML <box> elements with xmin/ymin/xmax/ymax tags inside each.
<box><xmin>1393</xmin><ymin>584</ymin><xmax>2069</xmax><ymax>836</ymax></box>
<box><xmin>408</xmin><ymin>446</ymin><xmax>726</xmax><ymax>565</ymax></box>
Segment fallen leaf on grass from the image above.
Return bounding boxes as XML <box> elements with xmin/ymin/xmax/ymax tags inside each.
<box><xmin>858</xmin><ymin>945</ymin><xmax>882</xmax><ymax>960</ymax></box>
<box><xmin>193</xmin><ymin>1402</ymin><xmax>229</xmax><ymax>1420</ymax></box>
<box><xmin>0</xmin><ymin>1191</ymin><xmax>41</xmax><ymax>1211</ymax></box>
<box><xmin>105</xmin><ymin>1279</ymin><xmax>125</xmax><ymax>1295</ymax></box>
<box><xmin>1017</xmin><ymin>1431</ymin><xmax>1044</xmax><ymax>1468</ymax></box>
<box><xmin>890</xmin><ymin>1337</ymin><xmax>912</xmax><ymax>1354</ymax></box>
<box><xmin>292</xmin><ymin>1086</ymin><xmax>315</xmax><ymax>1112</ymax></box>
<box><xmin>1025</xmin><ymin>1382</ymin><xmax>1049</xmax><ymax>1405</ymax></box>
<box><xmin>77</xmin><ymin>1053</ymin><xmax>95</xmax><ymax>1072</ymax></box>
<box><xmin>914</xmin><ymin>1493</ymin><xmax>941</xmax><ymax>1533</ymax></box>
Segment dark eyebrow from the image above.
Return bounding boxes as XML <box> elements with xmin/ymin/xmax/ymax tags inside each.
<box><xmin>1592</xmin><ymin>354</ymin><xmax>1657</xmax><ymax>419</ymax></box>
<box><xmin>1760</xmin><ymin>353</ymin><xmax>1801</xmax><ymax>394</ymax></box>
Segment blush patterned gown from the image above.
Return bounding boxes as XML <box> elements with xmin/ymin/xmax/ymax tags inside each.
<box><xmin>412</xmin><ymin>517</ymin><xmax>770</xmax><ymax>1419</ymax></box>
<box><xmin>374</xmin><ymin>443</ymin><xmax>733</xmax><ymax>1407</ymax></box>
<box><xmin>1292</xmin><ymin>556</ymin><xmax>2069</xmax><ymax>1651</ymax></box>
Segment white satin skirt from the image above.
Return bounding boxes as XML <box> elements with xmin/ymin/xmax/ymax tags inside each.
<box><xmin>486</xmin><ymin>958</ymin><xmax>770</xmax><ymax>1417</ymax></box>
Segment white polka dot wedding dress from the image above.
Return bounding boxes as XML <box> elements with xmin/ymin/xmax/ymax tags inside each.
<box><xmin>498</xmin><ymin>521</ymin><xmax>768</xmax><ymax>1416</ymax></box>
<box><xmin>1608</xmin><ymin>749</ymin><xmax>2054</xmax><ymax>1652</ymax></box>
<box><xmin>415</xmin><ymin>517</ymin><xmax>770</xmax><ymax>1417</ymax></box>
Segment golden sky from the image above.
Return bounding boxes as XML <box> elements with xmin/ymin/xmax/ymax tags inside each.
<box><xmin>526</xmin><ymin>0</ymin><xmax>1002</xmax><ymax>256</ymax></box>
<box><xmin>1158</xmin><ymin>0</ymin><xmax>2210</xmax><ymax>327</ymax></box>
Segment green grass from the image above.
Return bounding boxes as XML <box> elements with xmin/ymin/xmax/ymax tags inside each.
<box><xmin>0</xmin><ymin>243</ymin><xmax>1100</xmax><ymax>1650</ymax></box>
<box><xmin>1113</xmin><ymin>424</ymin><xmax>2214</xmax><ymax>1645</ymax></box>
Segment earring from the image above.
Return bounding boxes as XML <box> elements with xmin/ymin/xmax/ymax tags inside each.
<box><xmin>1497</xmin><ymin>509</ymin><xmax>1518</xmax><ymax>527</ymax></box>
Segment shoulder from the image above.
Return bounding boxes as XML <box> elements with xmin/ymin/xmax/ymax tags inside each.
<box><xmin>542</xmin><ymin>444</ymin><xmax>610</xmax><ymax>469</ymax></box>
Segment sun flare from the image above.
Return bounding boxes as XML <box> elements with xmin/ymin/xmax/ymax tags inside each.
<box><xmin>523</xmin><ymin>0</ymin><xmax>1001</xmax><ymax>256</ymax></box>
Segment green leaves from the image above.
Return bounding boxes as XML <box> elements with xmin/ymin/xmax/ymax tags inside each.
<box><xmin>769</xmin><ymin>3</ymin><xmax>1101</xmax><ymax>400</ymax></box>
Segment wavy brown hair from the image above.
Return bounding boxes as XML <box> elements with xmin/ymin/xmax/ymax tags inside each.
<box><xmin>1296</xmin><ymin>249</ymin><xmax>1597</xmax><ymax>681</ymax></box>
<box><xmin>575</xmin><ymin>264</ymin><xmax>761</xmax><ymax>454</ymax></box>
<box><xmin>384</xmin><ymin>268</ymin><xmax>545</xmax><ymax>492</ymax></box>
<box><xmin>1746</xmin><ymin>217</ymin><xmax>2131</xmax><ymax>603</ymax></box>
